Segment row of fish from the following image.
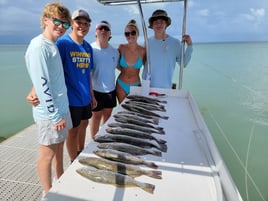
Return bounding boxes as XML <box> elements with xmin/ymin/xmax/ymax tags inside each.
<box><xmin>76</xmin><ymin>94</ymin><xmax>169</xmax><ymax>194</ymax></box>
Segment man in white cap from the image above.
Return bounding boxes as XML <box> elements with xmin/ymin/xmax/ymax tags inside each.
<box><xmin>56</xmin><ymin>9</ymin><xmax>97</xmax><ymax>162</ymax></box>
<box><xmin>90</xmin><ymin>20</ymin><xmax>119</xmax><ymax>138</ymax></box>
<box><xmin>142</xmin><ymin>9</ymin><xmax>193</xmax><ymax>89</ymax></box>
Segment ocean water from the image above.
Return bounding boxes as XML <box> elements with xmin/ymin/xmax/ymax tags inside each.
<box><xmin>1</xmin><ymin>42</ymin><xmax>268</xmax><ymax>201</ymax></box>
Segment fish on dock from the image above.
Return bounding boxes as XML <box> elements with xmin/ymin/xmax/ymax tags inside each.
<box><xmin>93</xmin><ymin>148</ymin><xmax>158</xmax><ymax>169</ymax></box>
<box><xmin>114</xmin><ymin>115</ymin><xmax>164</xmax><ymax>131</ymax></box>
<box><xmin>108</xmin><ymin>122</ymin><xmax>165</xmax><ymax>135</ymax></box>
<box><xmin>117</xmin><ymin>110</ymin><xmax>160</xmax><ymax>122</ymax></box>
<box><xmin>114</xmin><ymin>112</ymin><xmax>159</xmax><ymax>125</ymax></box>
<box><xmin>97</xmin><ymin>142</ymin><xmax>162</xmax><ymax>157</ymax></box>
<box><xmin>105</xmin><ymin>127</ymin><xmax>167</xmax><ymax>144</ymax></box>
<box><xmin>76</xmin><ymin>167</ymin><xmax>155</xmax><ymax>194</ymax></box>
<box><xmin>126</xmin><ymin>94</ymin><xmax>167</xmax><ymax>104</ymax></box>
<box><xmin>125</xmin><ymin>100</ymin><xmax>166</xmax><ymax>112</ymax></box>
<box><xmin>79</xmin><ymin>157</ymin><xmax>162</xmax><ymax>179</ymax></box>
<box><xmin>121</xmin><ymin>103</ymin><xmax>169</xmax><ymax>120</ymax></box>
<box><xmin>95</xmin><ymin>134</ymin><xmax>168</xmax><ymax>152</ymax></box>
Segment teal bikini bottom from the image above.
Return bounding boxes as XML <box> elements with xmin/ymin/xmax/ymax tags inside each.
<box><xmin>117</xmin><ymin>78</ymin><xmax>140</xmax><ymax>94</ymax></box>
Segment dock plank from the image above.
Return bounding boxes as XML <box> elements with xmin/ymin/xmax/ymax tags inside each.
<box><xmin>0</xmin><ymin>124</ymin><xmax>92</xmax><ymax>201</ymax></box>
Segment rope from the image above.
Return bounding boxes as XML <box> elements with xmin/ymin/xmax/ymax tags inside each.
<box><xmin>207</xmin><ymin>111</ymin><xmax>266</xmax><ymax>201</ymax></box>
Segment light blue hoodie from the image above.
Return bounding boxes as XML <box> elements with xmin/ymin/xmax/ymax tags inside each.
<box><xmin>25</xmin><ymin>34</ymin><xmax>69</xmax><ymax>124</ymax></box>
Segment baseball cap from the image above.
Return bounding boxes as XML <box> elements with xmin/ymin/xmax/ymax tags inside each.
<box><xmin>72</xmin><ymin>9</ymin><xmax>91</xmax><ymax>22</ymax></box>
<box><xmin>95</xmin><ymin>20</ymin><xmax>111</xmax><ymax>30</ymax></box>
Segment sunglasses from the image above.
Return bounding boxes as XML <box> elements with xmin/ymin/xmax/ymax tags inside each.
<box><xmin>125</xmin><ymin>30</ymin><xmax>136</xmax><ymax>37</ymax></box>
<box><xmin>97</xmin><ymin>26</ymin><xmax>110</xmax><ymax>31</ymax></box>
<box><xmin>52</xmin><ymin>18</ymin><xmax>70</xmax><ymax>29</ymax></box>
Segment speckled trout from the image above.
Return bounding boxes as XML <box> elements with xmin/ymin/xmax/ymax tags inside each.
<box><xmin>126</xmin><ymin>94</ymin><xmax>167</xmax><ymax>104</ymax></box>
<box><xmin>108</xmin><ymin>122</ymin><xmax>165</xmax><ymax>135</ymax></box>
<box><xmin>93</xmin><ymin>148</ymin><xmax>158</xmax><ymax>169</ymax></box>
<box><xmin>114</xmin><ymin>116</ymin><xmax>164</xmax><ymax>131</ymax></box>
<box><xmin>79</xmin><ymin>157</ymin><xmax>162</xmax><ymax>179</ymax></box>
<box><xmin>105</xmin><ymin>127</ymin><xmax>166</xmax><ymax>144</ymax></box>
<box><xmin>113</xmin><ymin>112</ymin><xmax>159</xmax><ymax>125</ymax></box>
<box><xmin>95</xmin><ymin>134</ymin><xmax>167</xmax><ymax>152</ymax></box>
<box><xmin>121</xmin><ymin>103</ymin><xmax>169</xmax><ymax>120</ymax></box>
<box><xmin>97</xmin><ymin>142</ymin><xmax>162</xmax><ymax>157</ymax></box>
<box><xmin>125</xmin><ymin>100</ymin><xmax>166</xmax><ymax>112</ymax></box>
<box><xmin>76</xmin><ymin>167</ymin><xmax>155</xmax><ymax>194</ymax></box>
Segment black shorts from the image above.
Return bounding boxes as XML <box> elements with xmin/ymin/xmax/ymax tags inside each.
<box><xmin>92</xmin><ymin>90</ymin><xmax>117</xmax><ymax>112</ymax></box>
<box><xmin>69</xmin><ymin>104</ymin><xmax>92</xmax><ymax>128</ymax></box>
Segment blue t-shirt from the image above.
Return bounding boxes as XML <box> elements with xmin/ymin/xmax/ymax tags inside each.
<box><xmin>56</xmin><ymin>35</ymin><xmax>93</xmax><ymax>106</ymax></box>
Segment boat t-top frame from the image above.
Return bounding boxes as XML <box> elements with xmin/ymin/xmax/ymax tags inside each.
<box><xmin>97</xmin><ymin>0</ymin><xmax>188</xmax><ymax>89</ymax></box>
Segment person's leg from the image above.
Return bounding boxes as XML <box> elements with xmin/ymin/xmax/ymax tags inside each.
<box><xmin>66</xmin><ymin>127</ymin><xmax>79</xmax><ymax>162</ymax></box>
<box><xmin>53</xmin><ymin>141</ymin><xmax>65</xmax><ymax>179</ymax></box>
<box><xmin>116</xmin><ymin>78</ymin><xmax>128</xmax><ymax>103</ymax></box>
<box><xmin>90</xmin><ymin>111</ymin><xmax>102</xmax><ymax>138</ymax></box>
<box><xmin>102</xmin><ymin>108</ymin><xmax>113</xmax><ymax>124</ymax></box>
<box><xmin>37</xmin><ymin>144</ymin><xmax>56</xmax><ymax>193</ymax></box>
<box><xmin>77</xmin><ymin>119</ymin><xmax>89</xmax><ymax>153</ymax></box>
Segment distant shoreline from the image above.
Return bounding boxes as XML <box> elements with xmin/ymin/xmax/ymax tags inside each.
<box><xmin>1</xmin><ymin>40</ymin><xmax>268</xmax><ymax>46</ymax></box>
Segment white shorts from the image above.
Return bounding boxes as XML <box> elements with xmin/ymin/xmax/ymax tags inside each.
<box><xmin>36</xmin><ymin>112</ymin><xmax>72</xmax><ymax>146</ymax></box>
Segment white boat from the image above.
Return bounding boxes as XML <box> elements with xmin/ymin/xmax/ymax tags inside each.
<box><xmin>45</xmin><ymin>1</ymin><xmax>243</xmax><ymax>200</ymax></box>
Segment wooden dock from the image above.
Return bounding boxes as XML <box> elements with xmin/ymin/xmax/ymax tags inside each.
<box><xmin>0</xmin><ymin>124</ymin><xmax>92</xmax><ymax>201</ymax></box>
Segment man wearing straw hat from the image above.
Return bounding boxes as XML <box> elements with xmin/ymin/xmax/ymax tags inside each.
<box><xmin>142</xmin><ymin>9</ymin><xmax>193</xmax><ymax>89</ymax></box>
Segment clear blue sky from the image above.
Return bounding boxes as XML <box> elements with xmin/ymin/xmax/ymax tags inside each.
<box><xmin>0</xmin><ymin>0</ymin><xmax>267</xmax><ymax>44</ymax></box>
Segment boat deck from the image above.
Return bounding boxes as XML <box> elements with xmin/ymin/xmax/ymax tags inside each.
<box><xmin>44</xmin><ymin>89</ymin><xmax>241</xmax><ymax>201</ymax></box>
<box><xmin>0</xmin><ymin>124</ymin><xmax>92</xmax><ymax>201</ymax></box>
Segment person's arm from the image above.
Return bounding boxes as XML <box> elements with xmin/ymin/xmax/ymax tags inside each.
<box><xmin>90</xmin><ymin>73</ymin><xmax>97</xmax><ymax>109</ymax></box>
<box><xmin>26</xmin><ymin>87</ymin><xmax>40</xmax><ymax>106</ymax></box>
<box><xmin>177</xmin><ymin>34</ymin><xmax>193</xmax><ymax>67</ymax></box>
<box><xmin>116</xmin><ymin>44</ymin><xmax>123</xmax><ymax>71</ymax></box>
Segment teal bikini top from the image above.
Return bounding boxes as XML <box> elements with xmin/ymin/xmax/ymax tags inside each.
<box><xmin>119</xmin><ymin>47</ymin><xmax>143</xmax><ymax>69</ymax></box>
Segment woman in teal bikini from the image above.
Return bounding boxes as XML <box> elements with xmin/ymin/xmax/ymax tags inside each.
<box><xmin>116</xmin><ymin>19</ymin><xmax>146</xmax><ymax>103</ymax></box>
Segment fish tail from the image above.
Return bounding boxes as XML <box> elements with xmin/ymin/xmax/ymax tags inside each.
<box><xmin>144</xmin><ymin>161</ymin><xmax>158</xmax><ymax>169</ymax></box>
<box><xmin>159</xmin><ymin>143</ymin><xmax>168</xmax><ymax>152</ymax></box>
<box><xmin>160</xmin><ymin>116</ymin><xmax>169</xmax><ymax>120</ymax></box>
<box><xmin>157</xmin><ymin>129</ymin><xmax>165</xmax><ymax>135</ymax></box>
<box><xmin>138</xmin><ymin>182</ymin><xmax>155</xmax><ymax>194</ymax></box>
<box><xmin>156</xmin><ymin>126</ymin><xmax>164</xmax><ymax>130</ymax></box>
<box><xmin>146</xmin><ymin>170</ymin><xmax>162</xmax><ymax>179</ymax></box>
<box><xmin>152</xmin><ymin>150</ymin><xmax>162</xmax><ymax>157</ymax></box>
<box><xmin>156</xmin><ymin>138</ymin><xmax>167</xmax><ymax>144</ymax></box>
<box><xmin>160</xmin><ymin>100</ymin><xmax>167</xmax><ymax>104</ymax></box>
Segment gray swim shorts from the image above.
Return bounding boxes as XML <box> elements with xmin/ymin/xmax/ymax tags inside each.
<box><xmin>36</xmin><ymin>112</ymin><xmax>72</xmax><ymax>145</ymax></box>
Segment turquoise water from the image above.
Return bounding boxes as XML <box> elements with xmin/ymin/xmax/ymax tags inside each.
<box><xmin>1</xmin><ymin>42</ymin><xmax>268</xmax><ymax>201</ymax></box>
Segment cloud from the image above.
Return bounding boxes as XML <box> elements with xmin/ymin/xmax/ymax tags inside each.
<box><xmin>241</xmin><ymin>8</ymin><xmax>265</xmax><ymax>21</ymax></box>
<box><xmin>197</xmin><ymin>9</ymin><xmax>209</xmax><ymax>17</ymax></box>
